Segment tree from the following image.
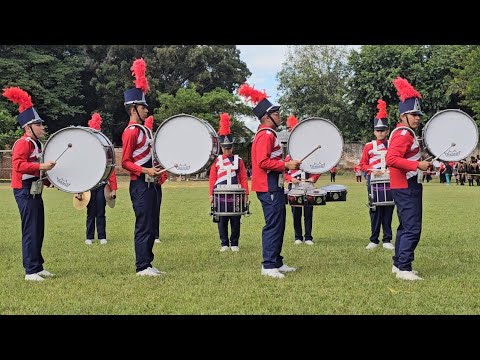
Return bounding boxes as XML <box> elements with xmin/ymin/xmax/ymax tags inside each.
<box><xmin>450</xmin><ymin>46</ymin><xmax>480</xmax><ymax>123</ymax></box>
<box><xmin>0</xmin><ymin>108</ymin><xmax>22</xmax><ymax>150</ymax></box>
<box><xmin>84</xmin><ymin>45</ymin><xmax>251</xmax><ymax>144</ymax></box>
<box><xmin>277</xmin><ymin>45</ymin><xmax>357</xmax><ymax>139</ymax></box>
<box><xmin>347</xmin><ymin>45</ymin><xmax>472</xmax><ymax>141</ymax></box>
<box><xmin>0</xmin><ymin>45</ymin><xmax>86</xmax><ymax>137</ymax></box>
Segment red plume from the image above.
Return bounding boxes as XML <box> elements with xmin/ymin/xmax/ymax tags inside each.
<box><xmin>376</xmin><ymin>99</ymin><xmax>387</xmax><ymax>119</ymax></box>
<box><xmin>144</xmin><ymin>115</ymin><xmax>154</xmax><ymax>130</ymax></box>
<box><xmin>218</xmin><ymin>113</ymin><xmax>231</xmax><ymax>136</ymax></box>
<box><xmin>287</xmin><ymin>115</ymin><xmax>299</xmax><ymax>131</ymax></box>
<box><xmin>238</xmin><ymin>83</ymin><xmax>267</xmax><ymax>105</ymax></box>
<box><xmin>131</xmin><ymin>58</ymin><xmax>150</xmax><ymax>94</ymax></box>
<box><xmin>393</xmin><ymin>77</ymin><xmax>422</xmax><ymax>102</ymax></box>
<box><xmin>3</xmin><ymin>87</ymin><xmax>33</xmax><ymax>113</ymax></box>
<box><xmin>88</xmin><ymin>113</ymin><xmax>102</xmax><ymax>130</ymax></box>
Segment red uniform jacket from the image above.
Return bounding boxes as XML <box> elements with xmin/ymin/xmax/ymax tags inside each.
<box><xmin>121</xmin><ymin>121</ymin><xmax>152</xmax><ymax>180</ymax></box>
<box><xmin>251</xmin><ymin>124</ymin><xmax>284</xmax><ymax>193</ymax></box>
<box><xmin>11</xmin><ymin>135</ymin><xmax>41</xmax><ymax>189</ymax></box>
<box><xmin>386</xmin><ymin>124</ymin><xmax>421</xmax><ymax>189</ymax></box>
<box><xmin>209</xmin><ymin>155</ymin><xmax>249</xmax><ymax>196</ymax></box>
<box><xmin>359</xmin><ymin>139</ymin><xmax>388</xmax><ymax>175</ymax></box>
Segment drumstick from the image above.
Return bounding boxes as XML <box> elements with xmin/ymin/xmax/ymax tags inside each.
<box><xmin>424</xmin><ymin>142</ymin><xmax>456</xmax><ymax>162</ymax></box>
<box><xmin>55</xmin><ymin>143</ymin><xmax>72</xmax><ymax>162</ymax></box>
<box><xmin>157</xmin><ymin>164</ymin><xmax>178</xmax><ymax>174</ymax></box>
<box><xmin>300</xmin><ymin>145</ymin><xmax>321</xmax><ymax>162</ymax></box>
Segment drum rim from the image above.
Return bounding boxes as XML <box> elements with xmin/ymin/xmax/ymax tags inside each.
<box><xmin>43</xmin><ymin>126</ymin><xmax>114</xmax><ymax>193</ymax></box>
<box><xmin>153</xmin><ymin>113</ymin><xmax>220</xmax><ymax>175</ymax></box>
<box><xmin>287</xmin><ymin>117</ymin><xmax>344</xmax><ymax>174</ymax></box>
<box><xmin>422</xmin><ymin>109</ymin><xmax>479</xmax><ymax>161</ymax></box>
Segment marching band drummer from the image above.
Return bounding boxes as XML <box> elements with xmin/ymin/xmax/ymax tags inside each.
<box><xmin>144</xmin><ymin>115</ymin><xmax>167</xmax><ymax>244</ymax></box>
<box><xmin>121</xmin><ymin>59</ymin><xmax>163</xmax><ymax>277</ymax></box>
<box><xmin>386</xmin><ymin>77</ymin><xmax>430</xmax><ymax>281</ymax></box>
<box><xmin>84</xmin><ymin>113</ymin><xmax>117</xmax><ymax>246</ymax></box>
<box><xmin>360</xmin><ymin>100</ymin><xmax>395</xmax><ymax>251</ymax></box>
<box><xmin>208</xmin><ymin>113</ymin><xmax>249</xmax><ymax>252</ymax></box>
<box><xmin>284</xmin><ymin>115</ymin><xmax>320</xmax><ymax>246</ymax></box>
<box><xmin>239</xmin><ymin>84</ymin><xmax>301</xmax><ymax>279</ymax></box>
<box><xmin>3</xmin><ymin>87</ymin><xmax>56</xmax><ymax>281</ymax></box>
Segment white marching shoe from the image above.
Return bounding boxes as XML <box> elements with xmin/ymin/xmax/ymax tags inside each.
<box><xmin>99</xmin><ymin>239</ymin><xmax>107</xmax><ymax>245</ymax></box>
<box><xmin>277</xmin><ymin>264</ymin><xmax>296</xmax><ymax>273</ymax></box>
<box><xmin>261</xmin><ymin>267</ymin><xmax>285</xmax><ymax>279</ymax></box>
<box><xmin>365</xmin><ymin>242</ymin><xmax>378</xmax><ymax>249</ymax></box>
<box><xmin>25</xmin><ymin>273</ymin><xmax>44</xmax><ymax>281</ymax></box>
<box><xmin>85</xmin><ymin>239</ymin><xmax>93</xmax><ymax>245</ymax></box>
<box><xmin>392</xmin><ymin>265</ymin><xmax>419</xmax><ymax>276</ymax></box>
<box><xmin>382</xmin><ymin>242</ymin><xmax>394</xmax><ymax>250</ymax></box>
<box><xmin>396</xmin><ymin>270</ymin><xmax>423</xmax><ymax>281</ymax></box>
<box><xmin>37</xmin><ymin>270</ymin><xmax>55</xmax><ymax>277</ymax></box>
<box><xmin>136</xmin><ymin>267</ymin><xmax>161</xmax><ymax>277</ymax></box>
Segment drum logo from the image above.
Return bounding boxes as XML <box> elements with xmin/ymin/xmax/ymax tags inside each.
<box><xmin>176</xmin><ymin>163</ymin><xmax>190</xmax><ymax>171</ymax></box>
<box><xmin>56</xmin><ymin>177</ymin><xmax>71</xmax><ymax>188</ymax></box>
<box><xmin>445</xmin><ymin>149</ymin><xmax>461</xmax><ymax>157</ymax></box>
<box><xmin>310</xmin><ymin>162</ymin><xmax>325</xmax><ymax>170</ymax></box>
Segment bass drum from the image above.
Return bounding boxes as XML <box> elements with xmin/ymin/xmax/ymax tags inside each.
<box><xmin>287</xmin><ymin>117</ymin><xmax>343</xmax><ymax>174</ymax></box>
<box><xmin>422</xmin><ymin>109</ymin><xmax>478</xmax><ymax>162</ymax></box>
<box><xmin>43</xmin><ymin>126</ymin><xmax>115</xmax><ymax>193</ymax></box>
<box><xmin>153</xmin><ymin>114</ymin><xmax>220</xmax><ymax>175</ymax></box>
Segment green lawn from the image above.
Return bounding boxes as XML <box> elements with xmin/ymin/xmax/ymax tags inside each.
<box><xmin>1</xmin><ymin>174</ymin><xmax>480</xmax><ymax>314</ymax></box>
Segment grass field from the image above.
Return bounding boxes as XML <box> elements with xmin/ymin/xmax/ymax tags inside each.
<box><xmin>1</xmin><ymin>174</ymin><xmax>480</xmax><ymax>315</ymax></box>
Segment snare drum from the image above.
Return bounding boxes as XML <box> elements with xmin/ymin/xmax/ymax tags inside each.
<box><xmin>213</xmin><ymin>185</ymin><xmax>247</xmax><ymax>216</ymax></box>
<box><xmin>321</xmin><ymin>184</ymin><xmax>347</xmax><ymax>202</ymax></box>
<box><xmin>369</xmin><ymin>178</ymin><xmax>394</xmax><ymax>206</ymax></box>
<box><xmin>288</xmin><ymin>117</ymin><xmax>343</xmax><ymax>174</ymax></box>
<box><xmin>305</xmin><ymin>188</ymin><xmax>327</xmax><ymax>206</ymax></box>
<box><xmin>423</xmin><ymin>109</ymin><xmax>479</xmax><ymax>161</ymax></box>
<box><xmin>287</xmin><ymin>189</ymin><xmax>306</xmax><ymax>207</ymax></box>
<box><xmin>43</xmin><ymin>126</ymin><xmax>115</xmax><ymax>193</ymax></box>
<box><xmin>153</xmin><ymin>114</ymin><xmax>220</xmax><ymax>175</ymax></box>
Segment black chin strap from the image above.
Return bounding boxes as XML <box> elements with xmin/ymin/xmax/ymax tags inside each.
<box><xmin>267</xmin><ymin>113</ymin><xmax>279</xmax><ymax>128</ymax></box>
<box><xmin>28</xmin><ymin>124</ymin><xmax>40</xmax><ymax>141</ymax></box>
<box><xmin>133</xmin><ymin>105</ymin><xmax>144</xmax><ymax>124</ymax></box>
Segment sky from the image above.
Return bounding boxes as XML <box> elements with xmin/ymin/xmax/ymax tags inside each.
<box><xmin>237</xmin><ymin>45</ymin><xmax>288</xmax><ymax>131</ymax></box>
<box><xmin>236</xmin><ymin>45</ymin><xmax>361</xmax><ymax>132</ymax></box>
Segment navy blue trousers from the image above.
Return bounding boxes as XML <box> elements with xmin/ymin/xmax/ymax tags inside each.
<box><xmin>291</xmin><ymin>206</ymin><xmax>313</xmax><ymax>241</ymax></box>
<box><xmin>153</xmin><ymin>184</ymin><xmax>162</xmax><ymax>239</ymax></box>
<box><xmin>257</xmin><ymin>191</ymin><xmax>285</xmax><ymax>269</ymax></box>
<box><xmin>13</xmin><ymin>181</ymin><xmax>45</xmax><ymax>275</ymax></box>
<box><xmin>369</xmin><ymin>206</ymin><xmax>394</xmax><ymax>243</ymax></box>
<box><xmin>218</xmin><ymin>215</ymin><xmax>241</xmax><ymax>246</ymax></box>
<box><xmin>391</xmin><ymin>178</ymin><xmax>423</xmax><ymax>271</ymax></box>
<box><xmin>367</xmin><ymin>175</ymin><xmax>394</xmax><ymax>243</ymax></box>
<box><xmin>86</xmin><ymin>184</ymin><xmax>106</xmax><ymax>239</ymax></box>
<box><xmin>129</xmin><ymin>177</ymin><xmax>157</xmax><ymax>272</ymax></box>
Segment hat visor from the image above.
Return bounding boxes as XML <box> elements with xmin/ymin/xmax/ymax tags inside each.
<box><xmin>22</xmin><ymin>119</ymin><xmax>44</xmax><ymax>128</ymax></box>
<box><xmin>221</xmin><ymin>144</ymin><xmax>233</xmax><ymax>149</ymax></box>
<box><xmin>267</xmin><ymin>105</ymin><xmax>281</xmax><ymax>113</ymax></box>
<box><xmin>403</xmin><ymin>110</ymin><xmax>424</xmax><ymax>116</ymax></box>
<box><xmin>374</xmin><ymin>126</ymin><xmax>388</xmax><ymax>130</ymax></box>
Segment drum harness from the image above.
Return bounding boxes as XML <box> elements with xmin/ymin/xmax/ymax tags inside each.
<box><xmin>13</xmin><ymin>136</ymin><xmax>45</xmax><ymax>197</ymax></box>
<box><xmin>129</xmin><ymin>123</ymin><xmax>156</xmax><ymax>187</ymax></box>
<box><xmin>389</xmin><ymin>126</ymin><xmax>422</xmax><ymax>183</ymax></box>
